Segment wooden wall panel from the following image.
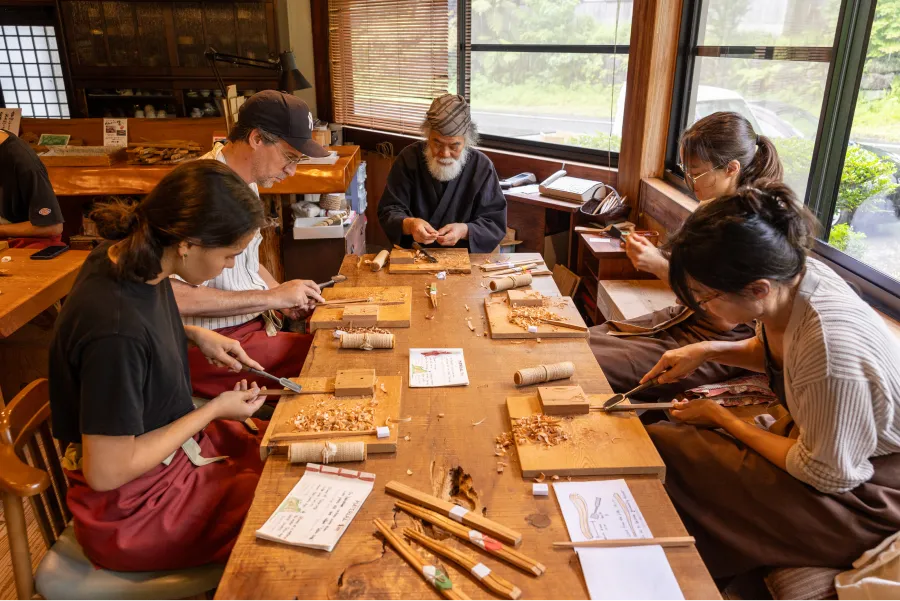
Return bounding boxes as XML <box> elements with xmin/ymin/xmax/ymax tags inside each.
<box><xmin>638</xmin><ymin>178</ymin><xmax>695</xmax><ymax>240</ymax></box>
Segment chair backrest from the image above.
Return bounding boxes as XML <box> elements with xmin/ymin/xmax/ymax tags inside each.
<box><xmin>0</xmin><ymin>379</ymin><xmax>72</xmax><ymax>549</ymax></box>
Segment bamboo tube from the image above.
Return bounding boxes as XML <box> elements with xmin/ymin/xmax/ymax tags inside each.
<box><xmin>553</xmin><ymin>536</ymin><xmax>695</xmax><ymax>549</ymax></box>
<box><xmin>489</xmin><ymin>273</ymin><xmax>532</xmax><ymax>292</ymax></box>
<box><xmin>373</xmin><ymin>518</ymin><xmax>470</xmax><ymax>600</ymax></box>
<box><xmin>514</xmin><ymin>361</ymin><xmax>575</xmax><ymax>387</ymax></box>
<box><xmin>403</xmin><ymin>528</ymin><xmax>522</xmax><ymax>600</ymax></box>
<box><xmin>269</xmin><ymin>429</ymin><xmax>377</xmax><ymax>443</ymax></box>
<box><xmin>288</xmin><ymin>441</ymin><xmax>366</xmax><ymax>464</ymax></box>
<box><xmin>369</xmin><ymin>249</ymin><xmax>389</xmax><ymax>271</ymax></box>
<box><xmin>340</xmin><ymin>332</ymin><xmax>395</xmax><ymax>350</ymax></box>
<box><xmin>395</xmin><ymin>501</ymin><xmax>545</xmax><ymax>576</ymax></box>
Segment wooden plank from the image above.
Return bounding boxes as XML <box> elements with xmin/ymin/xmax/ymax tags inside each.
<box><xmin>309</xmin><ymin>286</ymin><xmax>412</xmax><ymax>331</ymax></box>
<box><xmin>638</xmin><ymin>178</ymin><xmax>696</xmax><ymax>238</ymax></box>
<box><xmin>0</xmin><ymin>249</ymin><xmax>88</xmax><ymax>339</ymax></box>
<box><xmin>507</xmin><ymin>393</ymin><xmax>665</xmax><ymax>478</ymax></box>
<box><xmin>214</xmin><ymin>252</ymin><xmax>720</xmax><ymax>601</ymax></box>
<box><xmin>484</xmin><ymin>296</ymin><xmax>588</xmax><ymax>339</ymax></box>
<box><xmin>260</xmin><ymin>375</ymin><xmax>402</xmax><ymax>457</ymax></box>
<box><xmin>596</xmin><ymin>279</ymin><xmax>677</xmax><ymax>322</ymax></box>
<box><xmin>388</xmin><ymin>248</ymin><xmax>472</xmax><ymax>274</ymax></box>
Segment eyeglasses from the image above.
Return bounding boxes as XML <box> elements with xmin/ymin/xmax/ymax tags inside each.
<box><xmin>678</xmin><ymin>162</ymin><xmax>724</xmax><ymax>189</ymax></box>
<box><xmin>695</xmin><ymin>290</ymin><xmax>723</xmax><ymax>308</ymax></box>
<box><xmin>276</xmin><ymin>145</ymin><xmax>304</xmax><ymax>167</ymax></box>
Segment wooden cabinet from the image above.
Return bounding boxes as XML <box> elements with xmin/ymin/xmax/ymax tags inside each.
<box><xmin>58</xmin><ymin>1</ymin><xmax>279</xmax><ymax>117</ymax></box>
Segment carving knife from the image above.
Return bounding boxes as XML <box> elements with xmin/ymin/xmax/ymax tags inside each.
<box><xmin>602</xmin><ymin>376</ymin><xmax>663</xmax><ymax>410</ymax></box>
<box><xmin>412</xmin><ymin>241</ymin><xmax>439</xmax><ymax>263</ymax></box>
<box><xmin>244</xmin><ymin>365</ymin><xmax>303</xmax><ymax>394</ymax></box>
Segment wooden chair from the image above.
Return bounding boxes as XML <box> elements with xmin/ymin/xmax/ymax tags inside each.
<box><xmin>0</xmin><ymin>379</ymin><xmax>224</xmax><ymax>599</ymax></box>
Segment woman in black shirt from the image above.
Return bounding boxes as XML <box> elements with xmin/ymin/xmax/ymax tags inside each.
<box><xmin>49</xmin><ymin>160</ymin><xmax>271</xmax><ymax>572</ymax></box>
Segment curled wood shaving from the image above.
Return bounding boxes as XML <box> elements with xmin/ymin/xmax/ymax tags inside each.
<box><xmin>466</xmin><ymin>319</ymin><xmax>475</xmax><ymax>331</ymax></box>
<box><xmin>379</xmin><ymin>382</ymin><xmax>387</xmax><ymax>393</ymax></box>
<box><xmin>471</xmin><ymin>417</ymin><xmax>486</xmax><ymax>426</ymax></box>
<box><xmin>465</xmin><ymin>304</ymin><xmax>470</xmax><ymax>311</ymax></box>
<box><xmin>497</xmin><ymin>463</ymin><xmax>506</xmax><ymax>473</ymax></box>
<box><xmin>507</xmin><ymin>306</ymin><xmax>565</xmax><ymax>330</ymax></box>
<box><xmin>288</xmin><ymin>400</ymin><xmax>376</xmax><ymax>434</ymax></box>
<box><xmin>425</xmin><ymin>314</ymin><xmax>435</xmax><ymax>320</ymax></box>
<box><xmin>438</xmin><ymin>413</ymin><xmax>445</xmax><ymax>418</ymax></box>
<box><xmin>536</xmin><ymin>338</ymin><xmax>542</xmax><ymax>343</ymax></box>
<box><xmin>395</xmin><ymin>416</ymin><xmax>412</xmax><ymax>422</ymax></box>
<box><xmin>496</xmin><ymin>414</ymin><xmax>569</xmax><ymax>449</ymax></box>
<box><xmin>551</xmin><ymin>475</ymin><xmax>560</xmax><ymax>481</ymax></box>
<box><xmin>404</xmin><ymin>435</ymin><xmax>411</xmax><ymax>441</ymax></box>
<box><xmin>534</xmin><ymin>473</ymin><xmax>546</xmax><ymax>483</ymax></box>
<box><xmin>407</xmin><ymin>469</ymin><xmax>413</xmax><ymax>476</ymax></box>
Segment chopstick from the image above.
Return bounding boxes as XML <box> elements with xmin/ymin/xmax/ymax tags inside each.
<box><xmin>553</xmin><ymin>536</ymin><xmax>695</xmax><ymax>549</ymax></box>
<box><xmin>394</xmin><ymin>501</ymin><xmax>545</xmax><ymax>576</ymax></box>
<box><xmin>540</xmin><ymin>318</ymin><xmax>587</xmax><ymax>332</ymax></box>
<box><xmin>268</xmin><ymin>429</ymin><xmax>377</xmax><ymax>442</ymax></box>
<box><xmin>403</xmin><ymin>528</ymin><xmax>522</xmax><ymax>600</ymax></box>
<box><xmin>595</xmin><ymin>402</ymin><xmax>676</xmax><ymax>412</ymax></box>
<box><xmin>373</xmin><ymin>518</ymin><xmax>471</xmax><ymax>600</ymax></box>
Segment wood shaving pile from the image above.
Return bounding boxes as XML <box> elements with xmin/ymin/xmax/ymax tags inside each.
<box><xmin>288</xmin><ymin>398</ymin><xmax>377</xmax><ymax>433</ymax></box>
<box><xmin>496</xmin><ymin>414</ymin><xmax>569</xmax><ymax>449</ymax></box>
<box><xmin>507</xmin><ymin>306</ymin><xmax>564</xmax><ymax>330</ymax></box>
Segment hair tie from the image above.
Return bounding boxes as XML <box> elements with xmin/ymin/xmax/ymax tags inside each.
<box><xmin>756</xmin><ymin>135</ymin><xmax>762</xmax><ymax>147</ymax></box>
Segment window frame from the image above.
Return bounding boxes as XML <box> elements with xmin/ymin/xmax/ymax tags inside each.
<box><xmin>665</xmin><ymin>0</ymin><xmax>900</xmax><ymax>319</ymax></box>
<box><xmin>456</xmin><ymin>0</ymin><xmax>630</xmax><ymax>167</ymax></box>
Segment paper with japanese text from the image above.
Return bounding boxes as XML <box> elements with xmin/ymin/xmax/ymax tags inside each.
<box><xmin>409</xmin><ymin>348</ymin><xmax>469</xmax><ymax>388</ymax></box>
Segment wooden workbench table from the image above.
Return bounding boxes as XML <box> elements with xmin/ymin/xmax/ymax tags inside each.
<box><xmin>215</xmin><ymin>253</ymin><xmax>720</xmax><ymax>600</ymax></box>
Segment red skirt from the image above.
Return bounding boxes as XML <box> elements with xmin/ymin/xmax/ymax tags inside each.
<box><xmin>188</xmin><ymin>316</ymin><xmax>312</xmax><ymax>399</ymax></box>
<box><xmin>65</xmin><ymin>418</ymin><xmax>267</xmax><ymax>572</ymax></box>
<box><xmin>7</xmin><ymin>234</ymin><xmax>63</xmax><ymax>249</ymax></box>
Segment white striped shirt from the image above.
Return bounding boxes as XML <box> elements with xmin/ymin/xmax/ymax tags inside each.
<box><xmin>782</xmin><ymin>258</ymin><xmax>900</xmax><ymax>493</ymax></box>
<box><xmin>179</xmin><ymin>143</ymin><xmax>268</xmax><ymax>330</ymax></box>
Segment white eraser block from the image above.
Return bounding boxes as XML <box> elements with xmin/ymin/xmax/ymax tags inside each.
<box><xmin>376</xmin><ymin>426</ymin><xmax>390</xmax><ymax>439</ymax></box>
<box><xmin>527</xmin><ymin>325</ymin><xmax>538</xmax><ymax>333</ymax></box>
<box><xmin>533</xmin><ymin>483</ymin><xmax>549</xmax><ymax>496</ymax></box>
<box><xmin>436</xmin><ymin>271</ymin><xmax>447</xmax><ymax>280</ymax></box>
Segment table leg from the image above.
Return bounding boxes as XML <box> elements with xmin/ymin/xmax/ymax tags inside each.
<box><xmin>567</xmin><ymin>213</ymin><xmax>576</xmax><ymax>268</ymax></box>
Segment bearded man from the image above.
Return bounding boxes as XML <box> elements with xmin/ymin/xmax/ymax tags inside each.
<box><xmin>377</xmin><ymin>94</ymin><xmax>507</xmax><ymax>254</ymax></box>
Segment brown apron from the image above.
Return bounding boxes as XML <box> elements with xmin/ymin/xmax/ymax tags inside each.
<box><xmin>648</xmin><ymin>326</ymin><xmax>900</xmax><ymax>578</ymax></box>
<box><xmin>589</xmin><ymin>305</ymin><xmax>755</xmax><ymax>400</ymax></box>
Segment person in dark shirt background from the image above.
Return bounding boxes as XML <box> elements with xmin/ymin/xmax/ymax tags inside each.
<box><xmin>0</xmin><ymin>129</ymin><xmax>64</xmax><ymax>248</ymax></box>
<box><xmin>377</xmin><ymin>94</ymin><xmax>507</xmax><ymax>254</ymax></box>
<box><xmin>49</xmin><ymin>160</ymin><xmax>271</xmax><ymax>572</ymax></box>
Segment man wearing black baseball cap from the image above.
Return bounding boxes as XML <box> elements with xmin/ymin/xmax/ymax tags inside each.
<box><xmin>171</xmin><ymin>90</ymin><xmax>328</xmax><ymax>400</ymax></box>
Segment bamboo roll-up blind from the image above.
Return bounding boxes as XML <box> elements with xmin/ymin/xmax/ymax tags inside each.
<box><xmin>329</xmin><ymin>0</ymin><xmax>451</xmax><ymax>135</ymax></box>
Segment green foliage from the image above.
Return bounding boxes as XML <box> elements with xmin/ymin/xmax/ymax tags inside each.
<box><xmin>568</xmin><ymin>133</ymin><xmax>622</xmax><ymax>152</ymax></box>
<box><xmin>772</xmin><ymin>137</ymin><xmax>815</xmax><ymax>193</ymax></box>
<box><xmin>828</xmin><ymin>224</ymin><xmax>868</xmax><ymax>259</ymax></box>
<box><xmin>837</xmin><ymin>146</ymin><xmax>898</xmax><ymax>223</ymax></box>
<box><xmin>866</xmin><ymin>0</ymin><xmax>900</xmax><ymax>59</ymax></box>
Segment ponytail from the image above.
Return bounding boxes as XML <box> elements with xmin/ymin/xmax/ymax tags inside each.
<box><xmin>666</xmin><ymin>181</ymin><xmax>818</xmax><ymax>312</ymax></box>
<box><xmin>680</xmin><ymin>112</ymin><xmax>784</xmax><ymax>188</ymax></box>
<box><xmin>91</xmin><ymin>160</ymin><xmax>264</xmax><ymax>282</ymax></box>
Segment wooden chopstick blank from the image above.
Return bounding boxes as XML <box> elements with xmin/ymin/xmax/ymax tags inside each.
<box><xmin>553</xmin><ymin>536</ymin><xmax>695</xmax><ymax>549</ymax></box>
<box><xmin>373</xmin><ymin>518</ymin><xmax>470</xmax><ymax>600</ymax></box>
<box><xmin>268</xmin><ymin>429</ymin><xmax>377</xmax><ymax>443</ymax></box>
<box><xmin>403</xmin><ymin>528</ymin><xmax>522</xmax><ymax>600</ymax></box>
<box><xmin>395</xmin><ymin>500</ymin><xmax>545</xmax><ymax>576</ymax></box>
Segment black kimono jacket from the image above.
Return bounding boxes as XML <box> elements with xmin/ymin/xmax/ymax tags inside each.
<box><xmin>377</xmin><ymin>141</ymin><xmax>507</xmax><ymax>253</ymax></box>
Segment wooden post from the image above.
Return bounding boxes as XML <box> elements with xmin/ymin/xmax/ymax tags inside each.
<box><xmin>3</xmin><ymin>492</ymin><xmax>35</xmax><ymax>600</ymax></box>
<box><xmin>617</xmin><ymin>0</ymin><xmax>684</xmax><ymax>215</ymax></box>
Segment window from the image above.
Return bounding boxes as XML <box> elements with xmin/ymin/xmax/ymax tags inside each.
<box><xmin>0</xmin><ymin>4</ymin><xmax>70</xmax><ymax>120</ymax></box>
<box><xmin>669</xmin><ymin>0</ymin><xmax>842</xmax><ymax>199</ymax></box>
<box><xmin>463</xmin><ymin>0</ymin><xmax>631</xmax><ymax>159</ymax></box>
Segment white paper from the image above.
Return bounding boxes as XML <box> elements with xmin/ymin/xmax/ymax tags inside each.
<box><xmin>0</xmin><ymin>108</ymin><xmax>21</xmax><ymax>135</ymax></box>
<box><xmin>103</xmin><ymin>118</ymin><xmax>128</xmax><ymax>147</ymax></box>
<box><xmin>409</xmin><ymin>348</ymin><xmax>469</xmax><ymax>388</ymax></box>
<box><xmin>553</xmin><ymin>480</ymin><xmax>684</xmax><ymax>600</ymax></box>
<box><xmin>299</xmin><ymin>150</ymin><xmax>339</xmax><ymax>165</ymax></box>
<box><xmin>255</xmin><ymin>463</ymin><xmax>374</xmax><ymax>552</ymax></box>
<box><xmin>511</xmin><ymin>183</ymin><xmax>540</xmax><ymax>194</ymax></box>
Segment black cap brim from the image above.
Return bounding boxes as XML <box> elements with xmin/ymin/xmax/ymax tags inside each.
<box><xmin>287</xmin><ymin>136</ymin><xmax>330</xmax><ymax>158</ymax></box>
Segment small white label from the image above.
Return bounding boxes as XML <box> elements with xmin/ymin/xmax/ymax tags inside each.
<box><xmin>471</xmin><ymin>563</ymin><xmax>491</xmax><ymax>580</ymax></box>
<box><xmin>506</xmin><ymin>261</ymin><xmax>515</xmax><ymax>268</ymax></box>
<box><xmin>468</xmin><ymin>529</ymin><xmax>485</xmax><ymax>548</ymax></box>
<box><xmin>533</xmin><ymin>483</ymin><xmax>549</xmax><ymax>496</ymax></box>
<box><xmin>449</xmin><ymin>505</ymin><xmax>469</xmax><ymax>522</ymax></box>
<box><xmin>436</xmin><ymin>271</ymin><xmax>447</xmax><ymax>280</ymax></box>
<box><xmin>527</xmin><ymin>325</ymin><xmax>538</xmax><ymax>333</ymax></box>
<box><xmin>333</xmin><ymin>330</ymin><xmax>346</xmax><ymax>339</ymax></box>
<box><xmin>422</xmin><ymin>565</ymin><xmax>437</xmax><ymax>585</ymax></box>
<box><xmin>376</xmin><ymin>426</ymin><xmax>390</xmax><ymax>439</ymax></box>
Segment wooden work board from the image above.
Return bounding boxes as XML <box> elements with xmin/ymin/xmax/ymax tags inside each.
<box><xmin>484</xmin><ymin>294</ymin><xmax>589</xmax><ymax>339</ymax></box>
<box><xmin>388</xmin><ymin>248</ymin><xmax>472</xmax><ymax>274</ymax></box>
<box><xmin>260</xmin><ymin>375</ymin><xmax>402</xmax><ymax>459</ymax></box>
<box><xmin>309</xmin><ymin>286</ymin><xmax>412</xmax><ymax>331</ymax></box>
<box><xmin>506</xmin><ymin>393</ymin><xmax>665</xmax><ymax>478</ymax></box>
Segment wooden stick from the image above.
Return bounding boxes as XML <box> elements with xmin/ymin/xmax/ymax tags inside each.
<box><xmin>553</xmin><ymin>536</ymin><xmax>695</xmax><ymax>549</ymax></box>
<box><xmin>485</xmin><ymin>270</ymin><xmax>553</xmax><ymax>278</ymax></box>
<box><xmin>480</xmin><ymin>259</ymin><xmax>543</xmax><ymax>272</ymax></box>
<box><xmin>482</xmin><ymin>263</ymin><xmax>538</xmax><ymax>276</ymax></box>
<box><xmin>316</xmin><ymin>297</ymin><xmax>373</xmax><ymax>306</ymax></box>
<box><xmin>385</xmin><ymin>481</ymin><xmax>523</xmax><ymax>547</ymax></box>
<box><xmin>540</xmin><ymin>318</ymin><xmax>587</xmax><ymax>332</ymax></box>
<box><xmin>373</xmin><ymin>519</ymin><xmax>470</xmax><ymax>600</ymax></box>
<box><xmin>269</xmin><ymin>429</ymin><xmax>377</xmax><ymax>443</ymax></box>
<box><xmin>395</xmin><ymin>501</ymin><xmax>545</xmax><ymax>576</ymax></box>
<box><xmin>403</xmin><ymin>528</ymin><xmax>522</xmax><ymax>600</ymax></box>
<box><xmin>595</xmin><ymin>402</ymin><xmax>676</xmax><ymax>412</ymax></box>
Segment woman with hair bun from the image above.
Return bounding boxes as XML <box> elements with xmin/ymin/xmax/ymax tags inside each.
<box><xmin>591</xmin><ymin>111</ymin><xmax>784</xmax><ymax>400</ymax></box>
<box><xmin>641</xmin><ymin>182</ymin><xmax>900</xmax><ymax>576</ymax></box>
<box><xmin>49</xmin><ymin>160</ymin><xmax>272</xmax><ymax>572</ymax></box>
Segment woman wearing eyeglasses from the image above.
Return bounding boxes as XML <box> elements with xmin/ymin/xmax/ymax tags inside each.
<box><xmin>640</xmin><ymin>182</ymin><xmax>900</xmax><ymax>576</ymax></box>
<box><xmin>590</xmin><ymin>111</ymin><xmax>784</xmax><ymax>401</ymax></box>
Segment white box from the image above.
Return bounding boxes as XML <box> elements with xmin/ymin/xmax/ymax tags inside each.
<box><xmin>293</xmin><ymin>213</ymin><xmax>354</xmax><ymax>240</ymax></box>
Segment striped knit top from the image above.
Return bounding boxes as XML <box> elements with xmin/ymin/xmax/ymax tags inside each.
<box><xmin>783</xmin><ymin>258</ymin><xmax>900</xmax><ymax>493</ymax></box>
<box><xmin>179</xmin><ymin>143</ymin><xmax>269</xmax><ymax>330</ymax></box>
